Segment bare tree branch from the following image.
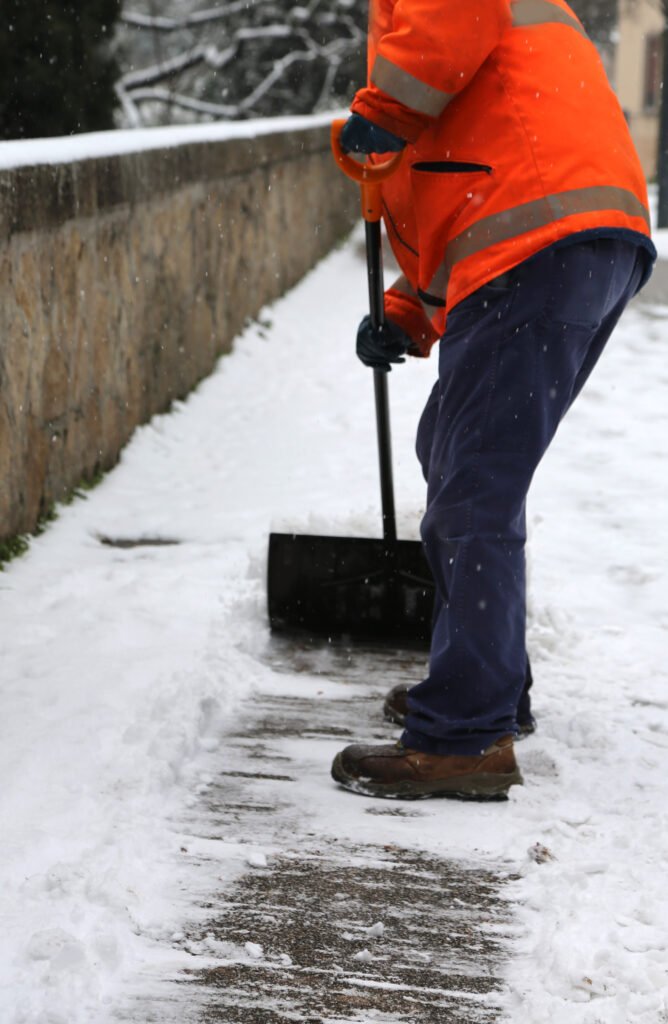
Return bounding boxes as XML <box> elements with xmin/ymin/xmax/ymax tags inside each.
<box><xmin>120</xmin><ymin>45</ymin><xmax>210</xmax><ymax>89</ymax></box>
<box><xmin>120</xmin><ymin>86</ymin><xmax>242</xmax><ymax>117</ymax></box>
<box><xmin>122</xmin><ymin>2</ymin><xmax>271</xmax><ymax>31</ymax></box>
<box><xmin>239</xmin><ymin>50</ymin><xmax>318</xmax><ymax>109</ymax></box>
<box><xmin>115</xmin><ymin>81</ymin><xmax>142</xmax><ymax>128</ymax></box>
<box><xmin>116</xmin><ymin>0</ymin><xmax>366</xmax><ymax>127</ymax></box>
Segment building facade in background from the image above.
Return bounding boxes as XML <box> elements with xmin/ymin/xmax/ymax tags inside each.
<box><xmin>615</xmin><ymin>0</ymin><xmax>663</xmax><ymax>179</ymax></box>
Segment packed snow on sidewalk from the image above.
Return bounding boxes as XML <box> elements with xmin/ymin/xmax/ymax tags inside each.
<box><xmin>0</xmin><ymin>228</ymin><xmax>667</xmax><ymax>1024</ymax></box>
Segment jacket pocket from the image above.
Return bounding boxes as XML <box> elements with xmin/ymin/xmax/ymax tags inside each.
<box><xmin>411</xmin><ymin>161</ymin><xmax>493</xmax><ymax>174</ymax></box>
<box><xmin>410</xmin><ymin>161</ymin><xmax>494</xmax><ymax>300</ymax></box>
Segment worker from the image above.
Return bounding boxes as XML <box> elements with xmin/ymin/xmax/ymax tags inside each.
<box><xmin>330</xmin><ymin>0</ymin><xmax>655</xmax><ymax>799</ymax></box>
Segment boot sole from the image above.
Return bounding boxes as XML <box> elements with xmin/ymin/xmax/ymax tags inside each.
<box><xmin>331</xmin><ymin>753</ymin><xmax>523</xmax><ymax>801</ymax></box>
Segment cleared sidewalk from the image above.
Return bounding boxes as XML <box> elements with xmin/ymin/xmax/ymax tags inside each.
<box><xmin>1</xmin><ymin>233</ymin><xmax>667</xmax><ymax>1024</ymax></box>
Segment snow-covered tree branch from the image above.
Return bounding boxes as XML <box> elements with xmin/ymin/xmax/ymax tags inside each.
<box><xmin>115</xmin><ymin>0</ymin><xmax>617</xmax><ymax>129</ymax></box>
<box><xmin>116</xmin><ymin>0</ymin><xmax>366</xmax><ymax>127</ymax></box>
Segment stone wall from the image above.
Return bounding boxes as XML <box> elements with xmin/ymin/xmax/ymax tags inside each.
<box><xmin>0</xmin><ymin>124</ymin><xmax>358</xmax><ymax>541</ymax></box>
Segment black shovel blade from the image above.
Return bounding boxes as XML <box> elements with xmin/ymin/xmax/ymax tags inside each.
<box><xmin>268</xmin><ymin>533</ymin><xmax>435</xmax><ymax>647</ymax></box>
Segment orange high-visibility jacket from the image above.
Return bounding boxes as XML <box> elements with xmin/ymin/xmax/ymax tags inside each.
<box><xmin>351</xmin><ymin>0</ymin><xmax>653</xmax><ymax>352</ymax></box>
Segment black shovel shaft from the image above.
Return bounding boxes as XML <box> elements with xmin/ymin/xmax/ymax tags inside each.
<box><xmin>365</xmin><ymin>219</ymin><xmax>397</xmax><ymax>546</ymax></box>
<box><xmin>366</xmin><ymin>218</ymin><xmax>384</xmax><ymax>331</ymax></box>
<box><xmin>265</xmin><ymin>130</ymin><xmax>436</xmax><ymax>646</ymax></box>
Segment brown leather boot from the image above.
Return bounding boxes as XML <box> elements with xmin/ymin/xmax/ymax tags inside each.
<box><xmin>331</xmin><ymin>736</ymin><xmax>522</xmax><ymax>800</ymax></box>
<box><xmin>383</xmin><ymin>683</ymin><xmax>537</xmax><ymax>738</ymax></box>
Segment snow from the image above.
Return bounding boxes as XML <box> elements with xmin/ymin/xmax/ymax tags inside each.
<box><xmin>246</xmin><ymin>851</ymin><xmax>268</xmax><ymax>868</ymax></box>
<box><xmin>0</xmin><ymin>227</ymin><xmax>667</xmax><ymax>1022</ymax></box>
<box><xmin>0</xmin><ymin>109</ymin><xmax>345</xmax><ymax>171</ymax></box>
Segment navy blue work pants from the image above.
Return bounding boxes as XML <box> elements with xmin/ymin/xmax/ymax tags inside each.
<box><xmin>402</xmin><ymin>237</ymin><xmax>647</xmax><ymax>756</ymax></box>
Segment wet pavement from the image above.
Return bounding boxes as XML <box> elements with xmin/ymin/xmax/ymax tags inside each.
<box><xmin>152</xmin><ymin>639</ymin><xmax>518</xmax><ymax>1024</ymax></box>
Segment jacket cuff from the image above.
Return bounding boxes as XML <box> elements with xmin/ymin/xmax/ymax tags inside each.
<box><xmin>385</xmin><ymin>288</ymin><xmax>439</xmax><ymax>357</ymax></box>
<box><xmin>351</xmin><ymin>88</ymin><xmax>432</xmax><ymax>144</ymax></box>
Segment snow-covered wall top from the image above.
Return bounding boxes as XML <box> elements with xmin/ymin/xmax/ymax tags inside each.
<box><xmin>0</xmin><ymin>112</ymin><xmax>347</xmax><ymax>238</ymax></box>
<box><xmin>0</xmin><ymin>114</ymin><xmax>357</xmax><ymax>540</ymax></box>
<box><xmin>0</xmin><ymin>112</ymin><xmax>342</xmax><ymax>172</ymax></box>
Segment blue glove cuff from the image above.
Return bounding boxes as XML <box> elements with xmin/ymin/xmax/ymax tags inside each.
<box><xmin>340</xmin><ymin>114</ymin><xmax>406</xmax><ymax>155</ymax></box>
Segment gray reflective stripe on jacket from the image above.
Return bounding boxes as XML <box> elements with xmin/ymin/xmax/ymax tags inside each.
<box><xmin>510</xmin><ymin>0</ymin><xmax>588</xmax><ymax>38</ymax></box>
<box><xmin>418</xmin><ymin>185</ymin><xmax>651</xmax><ymax>311</ymax></box>
<box><xmin>370</xmin><ymin>0</ymin><xmax>588</xmax><ymax>119</ymax></box>
<box><xmin>371</xmin><ymin>54</ymin><xmax>454</xmax><ymax>117</ymax></box>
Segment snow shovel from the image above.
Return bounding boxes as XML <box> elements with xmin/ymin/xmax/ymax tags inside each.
<box><xmin>267</xmin><ymin>120</ymin><xmax>435</xmax><ymax>646</ymax></box>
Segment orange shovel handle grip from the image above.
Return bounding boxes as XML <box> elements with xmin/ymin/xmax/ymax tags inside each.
<box><xmin>330</xmin><ymin>119</ymin><xmax>405</xmax><ymax>184</ymax></box>
<box><xmin>330</xmin><ymin>118</ymin><xmax>405</xmax><ymax>222</ymax></box>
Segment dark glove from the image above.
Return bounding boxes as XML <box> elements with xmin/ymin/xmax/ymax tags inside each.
<box><xmin>356</xmin><ymin>315</ymin><xmax>411</xmax><ymax>372</ymax></box>
<box><xmin>340</xmin><ymin>113</ymin><xmax>406</xmax><ymax>155</ymax></box>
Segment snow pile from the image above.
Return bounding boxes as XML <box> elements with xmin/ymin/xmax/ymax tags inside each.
<box><xmin>0</xmin><ymin>228</ymin><xmax>666</xmax><ymax>1022</ymax></box>
<box><xmin>0</xmin><ymin>528</ymin><xmax>266</xmax><ymax>1019</ymax></box>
